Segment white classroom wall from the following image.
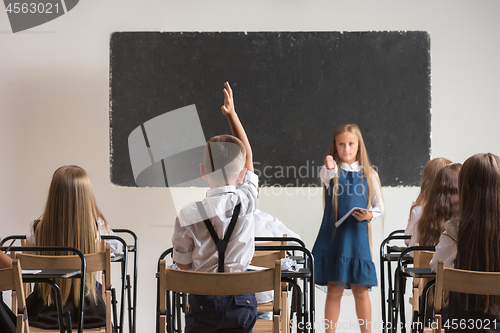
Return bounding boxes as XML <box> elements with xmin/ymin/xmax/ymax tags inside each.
<box><xmin>1</xmin><ymin>1</ymin><xmax>500</xmax><ymax>332</ymax></box>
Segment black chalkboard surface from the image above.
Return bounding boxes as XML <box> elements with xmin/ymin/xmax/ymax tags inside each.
<box><xmin>110</xmin><ymin>31</ymin><xmax>430</xmax><ymax>188</ymax></box>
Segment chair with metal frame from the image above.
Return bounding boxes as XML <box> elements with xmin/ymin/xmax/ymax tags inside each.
<box><xmin>251</xmin><ymin>246</ymin><xmax>289</xmax><ymax>333</ymax></box>
<box><xmin>409</xmin><ymin>246</ymin><xmax>435</xmax><ymax>333</ymax></box>
<box><xmin>158</xmin><ymin>259</ymin><xmax>282</xmax><ymax>333</ymax></box>
<box><xmin>13</xmin><ymin>241</ymin><xmax>113</xmax><ymax>333</ymax></box>
<box><xmin>1</xmin><ymin>236</ymin><xmax>30</xmax><ymax>298</ymax></box>
<box><xmin>379</xmin><ymin>229</ymin><xmax>412</xmax><ymax>333</ymax></box>
<box><xmin>107</xmin><ymin>229</ymin><xmax>138</xmax><ymax>333</ymax></box>
<box><xmin>396</xmin><ymin>245</ymin><xmax>436</xmax><ymax>333</ymax></box>
<box><xmin>5</xmin><ymin>245</ymin><xmax>86</xmax><ymax>333</ymax></box>
<box><xmin>254</xmin><ymin>242</ymin><xmax>315</xmax><ymax>333</ymax></box>
<box><xmin>0</xmin><ymin>259</ymin><xmax>30</xmax><ymax>333</ymax></box>
<box><xmin>432</xmin><ymin>259</ymin><xmax>500</xmax><ymax>333</ymax></box>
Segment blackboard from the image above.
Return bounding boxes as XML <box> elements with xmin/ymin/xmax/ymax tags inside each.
<box><xmin>110</xmin><ymin>31</ymin><xmax>430</xmax><ymax>188</ymax></box>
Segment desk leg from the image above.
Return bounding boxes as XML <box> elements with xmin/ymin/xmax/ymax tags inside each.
<box><xmin>166</xmin><ymin>290</ymin><xmax>172</xmax><ymax>333</ymax></box>
<box><xmin>37</xmin><ymin>279</ymin><xmax>66</xmax><ymax>333</ymax></box>
<box><xmin>310</xmin><ymin>276</ymin><xmax>315</xmax><ymax>333</ymax></box>
<box><xmin>283</xmin><ymin>278</ymin><xmax>303</xmax><ymax>333</ymax></box>
<box><xmin>132</xmin><ymin>247</ymin><xmax>138</xmax><ymax>333</ymax></box>
<box><xmin>387</xmin><ymin>261</ymin><xmax>395</xmax><ymax>333</ymax></box>
<box><xmin>127</xmin><ymin>275</ymin><xmax>133</xmax><ymax>333</ymax></box>
<box><xmin>380</xmin><ymin>256</ymin><xmax>387</xmax><ymax>333</ymax></box>
<box><xmin>400</xmin><ymin>269</ymin><xmax>406</xmax><ymax>333</ymax></box>
<box><xmin>112</xmin><ymin>288</ymin><xmax>118</xmax><ymax>331</ymax></box>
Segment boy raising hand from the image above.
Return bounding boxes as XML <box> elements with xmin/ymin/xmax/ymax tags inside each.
<box><xmin>172</xmin><ymin>82</ymin><xmax>259</xmax><ymax>333</ymax></box>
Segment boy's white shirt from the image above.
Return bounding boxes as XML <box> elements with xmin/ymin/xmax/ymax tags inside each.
<box><xmin>319</xmin><ymin>163</ymin><xmax>385</xmax><ymax>220</ymax></box>
<box><xmin>253</xmin><ymin>209</ymin><xmax>303</xmax><ymax>304</ymax></box>
<box><xmin>253</xmin><ymin>209</ymin><xmax>302</xmax><ymax>245</ymax></box>
<box><xmin>173</xmin><ymin>171</ymin><xmax>259</xmax><ymax>273</ymax></box>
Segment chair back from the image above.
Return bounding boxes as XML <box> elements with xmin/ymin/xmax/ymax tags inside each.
<box><xmin>435</xmin><ymin>259</ymin><xmax>500</xmax><ymax>313</ymax></box>
<box><xmin>158</xmin><ymin>260</ymin><xmax>281</xmax><ymax>333</ymax></box>
<box><xmin>251</xmin><ymin>250</ymin><xmax>282</xmax><ymax>268</ymax></box>
<box><xmin>13</xmin><ymin>241</ymin><xmax>111</xmax><ymax>288</ymax></box>
<box><xmin>414</xmin><ymin>249</ymin><xmax>434</xmax><ymax>269</ymax></box>
<box><xmin>0</xmin><ymin>260</ymin><xmax>29</xmax><ymax>333</ymax></box>
<box><xmin>13</xmin><ymin>242</ymin><xmax>112</xmax><ymax>333</ymax></box>
<box><xmin>254</xmin><ymin>237</ymin><xmax>287</xmax><ymax>268</ymax></box>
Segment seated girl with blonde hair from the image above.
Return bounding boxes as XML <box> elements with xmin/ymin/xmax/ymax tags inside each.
<box><xmin>25</xmin><ymin>165</ymin><xmax>120</xmax><ymax>330</ymax></box>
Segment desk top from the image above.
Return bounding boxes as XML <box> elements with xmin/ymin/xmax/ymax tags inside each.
<box><xmin>282</xmin><ymin>268</ymin><xmax>311</xmax><ymax>279</ymax></box>
<box><xmin>404</xmin><ymin>267</ymin><xmax>435</xmax><ymax>278</ymax></box>
<box><xmin>22</xmin><ymin>269</ymin><xmax>81</xmax><ymax>280</ymax></box>
<box><xmin>111</xmin><ymin>254</ymin><xmax>125</xmax><ymax>262</ymax></box>
<box><xmin>384</xmin><ymin>253</ymin><xmax>413</xmax><ymax>262</ymax></box>
<box><xmin>288</xmin><ymin>255</ymin><xmax>305</xmax><ymax>264</ymax></box>
<box><xmin>387</xmin><ymin>246</ymin><xmax>408</xmax><ymax>253</ymax></box>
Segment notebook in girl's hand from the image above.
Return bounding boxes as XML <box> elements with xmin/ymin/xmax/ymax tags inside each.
<box><xmin>335</xmin><ymin>207</ymin><xmax>381</xmax><ymax>228</ymax></box>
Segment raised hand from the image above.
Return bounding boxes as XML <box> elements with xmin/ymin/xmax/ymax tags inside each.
<box><xmin>221</xmin><ymin>81</ymin><xmax>235</xmax><ymax>117</ymax></box>
<box><xmin>221</xmin><ymin>81</ymin><xmax>253</xmax><ymax>172</ymax></box>
<box><xmin>325</xmin><ymin>155</ymin><xmax>336</xmax><ymax>170</ymax></box>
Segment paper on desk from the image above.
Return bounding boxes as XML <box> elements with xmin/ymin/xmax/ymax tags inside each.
<box><xmin>22</xmin><ymin>269</ymin><xmax>42</xmax><ymax>274</ymax></box>
<box><xmin>335</xmin><ymin>207</ymin><xmax>380</xmax><ymax>228</ymax></box>
<box><xmin>247</xmin><ymin>265</ymin><xmax>266</xmax><ymax>271</ymax></box>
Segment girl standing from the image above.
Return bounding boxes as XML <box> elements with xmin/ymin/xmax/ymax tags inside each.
<box><xmin>312</xmin><ymin>124</ymin><xmax>384</xmax><ymax>333</ymax></box>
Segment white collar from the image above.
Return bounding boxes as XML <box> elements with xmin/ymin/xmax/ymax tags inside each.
<box><xmin>206</xmin><ymin>185</ymin><xmax>236</xmax><ymax>198</ymax></box>
<box><xmin>340</xmin><ymin>161</ymin><xmax>361</xmax><ymax>171</ymax></box>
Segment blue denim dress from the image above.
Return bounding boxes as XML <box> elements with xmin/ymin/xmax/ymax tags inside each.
<box><xmin>312</xmin><ymin>168</ymin><xmax>377</xmax><ymax>288</ymax></box>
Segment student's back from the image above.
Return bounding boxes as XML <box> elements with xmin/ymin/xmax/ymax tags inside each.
<box><xmin>172</xmin><ymin>153</ymin><xmax>259</xmax><ymax>272</ymax></box>
<box><xmin>171</xmin><ymin>82</ymin><xmax>259</xmax><ymax>333</ymax></box>
<box><xmin>417</xmin><ymin>163</ymin><xmax>461</xmax><ymax>247</ymax></box>
<box><xmin>25</xmin><ymin>165</ymin><xmax>107</xmax><ymax>330</ymax></box>
<box><xmin>405</xmin><ymin>157</ymin><xmax>452</xmax><ymax>246</ymax></box>
<box><xmin>431</xmin><ymin>153</ymin><xmax>500</xmax><ymax>332</ymax></box>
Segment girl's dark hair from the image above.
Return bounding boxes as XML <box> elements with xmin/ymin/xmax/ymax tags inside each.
<box><xmin>417</xmin><ymin>163</ymin><xmax>461</xmax><ymax>246</ymax></box>
<box><xmin>456</xmin><ymin>153</ymin><xmax>500</xmax><ymax>313</ymax></box>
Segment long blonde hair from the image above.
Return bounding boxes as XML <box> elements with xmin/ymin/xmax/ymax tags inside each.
<box><xmin>325</xmin><ymin>124</ymin><xmax>380</xmax><ymax>219</ymax></box>
<box><xmin>35</xmin><ymin>165</ymin><xmax>101</xmax><ymax>306</ymax></box>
